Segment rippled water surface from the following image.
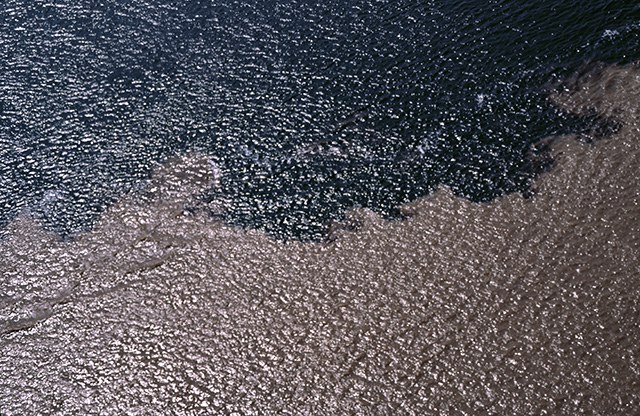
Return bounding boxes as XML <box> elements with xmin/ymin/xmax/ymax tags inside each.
<box><xmin>2</xmin><ymin>2</ymin><xmax>640</xmax><ymax>415</ymax></box>
<box><xmin>1</xmin><ymin>0</ymin><xmax>638</xmax><ymax>238</ymax></box>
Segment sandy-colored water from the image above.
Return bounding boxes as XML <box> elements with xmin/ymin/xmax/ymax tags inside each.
<box><xmin>1</xmin><ymin>64</ymin><xmax>639</xmax><ymax>415</ymax></box>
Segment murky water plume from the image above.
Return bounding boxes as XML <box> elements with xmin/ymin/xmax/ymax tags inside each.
<box><xmin>0</xmin><ymin>64</ymin><xmax>639</xmax><ymax>414</ymax></box>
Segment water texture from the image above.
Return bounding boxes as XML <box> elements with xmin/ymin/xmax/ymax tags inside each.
<box><xmin>0</xmin><ymin>63</ymin><xmax>639</xmax><ymax>415</ymax></box>
<box><xmin>2</xmin><ymin>2</ymin><xmax>640</xmax><ymax>414</ymax></box>
<box><xmin>0</xmin><ymin>0</ymin><xmax>638</xmax><ymax>238</ymax></box>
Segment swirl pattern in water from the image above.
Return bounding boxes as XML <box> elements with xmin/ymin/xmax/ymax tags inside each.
<box><xmin>0</xmin><ymin>0</ymin><xmax>638</xmax><ymax>239</ymax></box>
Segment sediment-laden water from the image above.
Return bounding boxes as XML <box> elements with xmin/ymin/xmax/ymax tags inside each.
<box><xmin>1</xmin><ymin>63</ymin><xmax>639</xmax><ymax>414</ymax></box>
<box><xmin>1</xmin><ymin>1</ymin><xmax>640</xmax><ymax>415</ymax></box>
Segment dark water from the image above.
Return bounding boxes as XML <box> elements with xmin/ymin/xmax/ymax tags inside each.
<box><xmin>1</xmin><ymin>0</ymin><xmax>638</xmax><ymax>239</ymax></box>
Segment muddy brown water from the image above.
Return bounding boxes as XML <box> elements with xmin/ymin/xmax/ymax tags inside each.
<box><xmin>1</xmin><ymin>64</ymin><xmax>639</xmax><ymax>414</ymax></box>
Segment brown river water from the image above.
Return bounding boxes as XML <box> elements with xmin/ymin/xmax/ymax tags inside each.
<box><xmin>1</xmin><ymin>64</ymin><xmax>639</xmax><ymax>414</ymax></box>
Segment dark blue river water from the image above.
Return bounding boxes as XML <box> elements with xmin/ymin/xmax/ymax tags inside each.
<box><xmin>1</xmin><ymin>0</ymin><xmax>638</xmax><ymax>239</ymax></box>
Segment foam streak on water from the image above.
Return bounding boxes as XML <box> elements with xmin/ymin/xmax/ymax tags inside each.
<box><xmin>0</xmin><ymin>64</ymin><xmax>639</xmax><ymax>414</ymax></box>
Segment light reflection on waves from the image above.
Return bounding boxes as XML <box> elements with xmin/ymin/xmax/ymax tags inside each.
<box><xmin>0</xmin><ymin>0</ymin><xmax>638</xmax><ymax>240</ymax></box>
<box><xmin>0</xmin><ymin>63</ymin><xmax>639</xmax><ymax>415</ymax></box>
